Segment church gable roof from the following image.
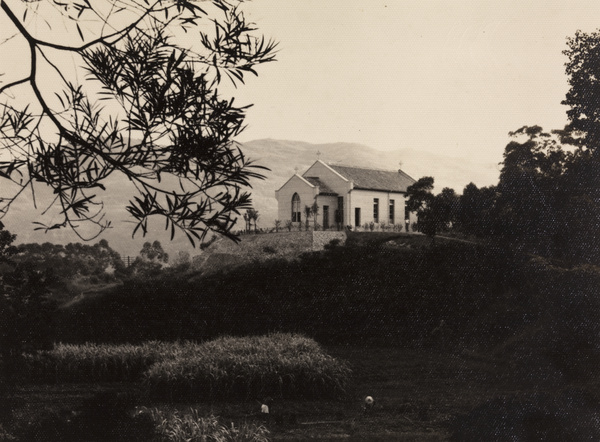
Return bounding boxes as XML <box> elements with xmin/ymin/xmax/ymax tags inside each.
<box><xmin>328</xmin><ymin>164</ymin><xmax>416</xmax><ymax>192</ymax></box>
<box><xmin>275</xmin><ymin>173</ymin><xmax>315</xmax><ymax>193</ymax></box>
<box><xmin>304</xmin><ymin>177</ymin><xmax>338</xmax><ymax>195</ymax></box>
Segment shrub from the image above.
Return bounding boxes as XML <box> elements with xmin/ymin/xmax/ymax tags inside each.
<box><xmin>0</xmin><ymin>424</ymin><xmax>16</xmax><ymax>441</ymax></box>
<box><xmin>263</xmin><ymin>245</ymin><xmax>277</xmax><ymax>255</ymax></box>
<box><xmin>324</xmin><ymin>238</ymin><xmax>341</xmax><ymax>250</ymax></box>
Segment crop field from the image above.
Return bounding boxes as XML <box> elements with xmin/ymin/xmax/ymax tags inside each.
<box><xmin>144</xmin><ymin>334</ymin><xmax>351</xmax><ymax>402</ymax></box>
<box><xmin>9</xmin><ymin>343</ymin><xmax>597</xmax><ymax>441</ymax></box>
<box><xmin>21</xmin><ymin>334</ymin><xmax>350</xmax><ymax>402</ymax></box>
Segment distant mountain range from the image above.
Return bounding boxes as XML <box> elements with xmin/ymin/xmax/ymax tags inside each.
<box><xmin>3</xmin><ymin>139</ymin><xmax>500</xmax><ymax>257</ymax></box>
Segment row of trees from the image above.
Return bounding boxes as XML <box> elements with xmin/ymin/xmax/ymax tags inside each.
<box><xmin>407</xmin><ymin>125</ymin><xmax>600</xmax><ymax>264</ymax></box>
<box><xmin>404</xmin><ymin>28</ymin><xmax>600</xmax><ymax>265</ymax></box>
<box><xmin>13</xmin><ymin>239</ymin><xmax>125</xmax><ymax>282</ymax></box>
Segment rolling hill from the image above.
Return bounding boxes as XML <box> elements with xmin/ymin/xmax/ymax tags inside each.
<box><xmin>2</xmin><ymin>140</ymin><xmax>499</xmax><ymax>257</ymax></box>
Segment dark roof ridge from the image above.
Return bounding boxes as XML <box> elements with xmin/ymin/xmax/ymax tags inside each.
<box><xmin>325</xmin><ymin>163</ymin><xmax>396</xmax><ymax>172</ymax></box>
<box><xmin>328</xmin><ymin>163</ymin><xmax>402</xmax><ymax>173</ymax></box>
<box><xmin>327</xmin><ymin>163</ymin><xmax>416</xmax><ymax>192</ymax></box>
<box><xmin>329</xmin><ymin>163</ymin><xmax>415</xmax><ymax>180</ymax></box>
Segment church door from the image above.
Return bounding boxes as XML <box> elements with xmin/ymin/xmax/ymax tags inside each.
<box><xmin>323</xmin><ymin>205</ymin><xmax>329</xmax><ymax>229</ymax></box>
<box><xmin>355</xmin><ymin>208</ymin><xmax>361</xmax><ymax>228</ymax></box>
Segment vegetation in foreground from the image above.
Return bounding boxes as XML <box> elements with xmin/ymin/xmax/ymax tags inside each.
<box><xmin>2</xmin><ymin>226</ymin><xmax>600</xmax><ymax>439</ymax></box>
<box><xmin>7</xmin><ymin>345</ymin><xmax>600</xmax><ymax>441</ymax></box>
<box><xmin>144</xmin><ymin>334</ymin><xmax>351</xmax><ymax>402</ymax></box>
<box><xmin>150</xmin><ymin>409</ymin><xmax>270</xmax><ymax>442</ymax></box>
<box><xmin>22</xmin><ymin>334</ymin><xmax>350</xmax><ymax>402</ymax></box>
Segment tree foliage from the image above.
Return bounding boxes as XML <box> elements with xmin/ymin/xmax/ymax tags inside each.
<box><xmin>245</xmin><ymin>208</ymin><xmax>259</xmax><ymax>233</ymax></box>
<box><xmin>0</xmin><ymin>221</ymin><xmax>17</xmax><ymax>264</ymax></box>
<box><xmin>0</xmin><ymin>222</ymin><xmax>55</xmax><ymax>401</ymax></box>
<box><xmin>129</xmin><ymin>239</ymin><xmax>168</xmax><ymax>277</ymax></box>
<box><xmin>563</xmin><ymin>29</ymin><xmax>600</xmax><ymax>153</ymax></box>
<box><xmin>452</xmin><ymin>125</ymin><xmax>600</xmax><ymax>264</ymax></box>
<box><xmin>139</xmin><ymin>240</ymin><xmax>168</xmax><ymax>264</ymax></box>
<box><xmin>13</xmin><ymin>238</ymin><xmax>124</xmax><ymax>280</ymax></box>
<box><xmin>406</xmin><ymin>177</ymin><xmax>458</xmax><ymax>238</ymax></box>
<box><xmin>405</xmin><ymin>176</ymin><xmax>434</xmax><ymax>213</ymax></box>
<box><xmin>494</xmin><ymin>126</ymin><xmax>568</xmax><ymax>251</ymax></box>
<box><xmin>0</xmin><ymin>0</ymin><xmax>276</xmax><ymax>245</ymax></box>
<box><xmin>455</xmin><ymin>183</ymin><xmax>496</xmax><ymax>237</ymax></box>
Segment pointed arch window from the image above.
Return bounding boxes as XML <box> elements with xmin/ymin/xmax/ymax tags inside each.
<box><xmin>292</xmin><ymin>193</ymin><xmax>301</xmax><ymax>222</ymax></box>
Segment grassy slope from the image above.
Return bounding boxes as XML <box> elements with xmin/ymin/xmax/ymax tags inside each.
<box><xmin>12</xmin><ymin>233</ymin><xmax>600</xmax><ymax>439</ymax></box>
<box><xmin>53</xmin><ymin>232</ymin><xmax>591</xmax><ymax>352</ymax></box>
<box><xmin>195</xmin><ymin>231</ymin><xmax>315</xmax><ymax>275</ymax></box>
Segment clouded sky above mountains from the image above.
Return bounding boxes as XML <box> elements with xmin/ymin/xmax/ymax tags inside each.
<box><xmin>230</xmin><ymin>0</ymin><xmax>600</xmax><ymax>164</ymax></box>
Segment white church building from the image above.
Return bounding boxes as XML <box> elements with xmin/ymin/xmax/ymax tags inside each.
<box><xmin>275</xmin><ymin>160</ymin><xmax>417</xmax><ymax>230</ymax></box>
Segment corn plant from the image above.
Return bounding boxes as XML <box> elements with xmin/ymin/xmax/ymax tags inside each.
<box><xmin>143</xmin><ymin>334</ymin><xmax>351</xmax><ymax>402</ymax></box>
<box><xmin>151</xmin><ymin>408</ymin><xmax>270</xmax><ymax>442</ymax></box>
<box><xmin>22</xmin><ymin>334</ymin><xmax>351</xmax><ymax>402</ymax></box>
<box><xmin>22</xmin><ymin>341</ymin><xmax>177</xmax><ymax>383</ymax></box>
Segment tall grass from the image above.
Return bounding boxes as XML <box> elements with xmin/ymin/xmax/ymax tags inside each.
<box><xmin>151</xmin><ymin>409</ymin><xmax>270</xmax><ymax>442</ymax></box>
<box><xmin>22</xmin><ymin>334</ymin><xmax>352</xmax><ymax>402</ymax></box>
<box><xmin>144</xmin><ymin>334</ymin><xmax>352</xmax><ymax>401</ymax></box>
<box><xmin>23</xmin><ymin>341</ymin><xmax>176</xmax><ymax>382</ymax></box>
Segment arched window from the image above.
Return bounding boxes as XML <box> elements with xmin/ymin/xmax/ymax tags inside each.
<box><xmin>291</xmin><ymin>193</ymin><xmax>301</xmax><ymax>222</ymax></box>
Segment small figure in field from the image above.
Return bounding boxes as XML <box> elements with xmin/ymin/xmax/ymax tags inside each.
<box><xmin>260</xmin><ymin>397</ymin><xmax>273</xmax><ymax>421</ymax></box>
<box><xmin>364</xmin><ymin>395</ymin><xmax>375</xmax><ymax>413</ymax></box>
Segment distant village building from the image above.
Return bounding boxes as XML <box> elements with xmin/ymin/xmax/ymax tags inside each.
<box><xmin>275</xmin><ymin>160</ymin><xmax>417</xmax><ymax>230</ymax></box>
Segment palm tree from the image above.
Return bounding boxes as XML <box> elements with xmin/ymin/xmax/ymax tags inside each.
<box><xmin>311</xmin><ymin>201</ymin><xmax>320</xmax><ymax>230</ymax></box>
<box><xmin>248</xmin><ymin>209</ymin><xmax>260</xmax><ymax>233</ymax></box>
<box><xmin>304</xmin><ymin>205</ymin><xmax>312</xmax><ymax>231</ymax></box>
<box><xmin>243</xmin><ymin>211</ymin><xmax>251</xmax><ymax>234</ymax></box>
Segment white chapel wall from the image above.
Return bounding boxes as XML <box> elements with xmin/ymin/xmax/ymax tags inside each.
<box><xmin>348</xmin><ymin>189</ymin><xmax>409</xmax><ymax>229</ymax></box>
<box><xmin>275</xmin><ymin>176</ymin><xmax>317</xmax><ymax>223</ymax></box>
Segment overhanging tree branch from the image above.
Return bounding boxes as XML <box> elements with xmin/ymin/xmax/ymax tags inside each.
<box><xmin>0</xmin><ymin>0</ymin><xmax>277</xmax><ymax>244</ymax></box>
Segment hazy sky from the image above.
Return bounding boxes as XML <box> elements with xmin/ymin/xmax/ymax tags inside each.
<box><xmin>2</xmin><ymin>0</ymin><xmax>600</xmax><ymax>253</ymax></box>
<box><xmin>226</xmin><ymin>0</ymin><xmax>600</xmax><ymax>164</ymax></box>
<box><xmin>2</xmin><ymin>0</ymin><xmax>599</xmax><ymax>166</ymax></box>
